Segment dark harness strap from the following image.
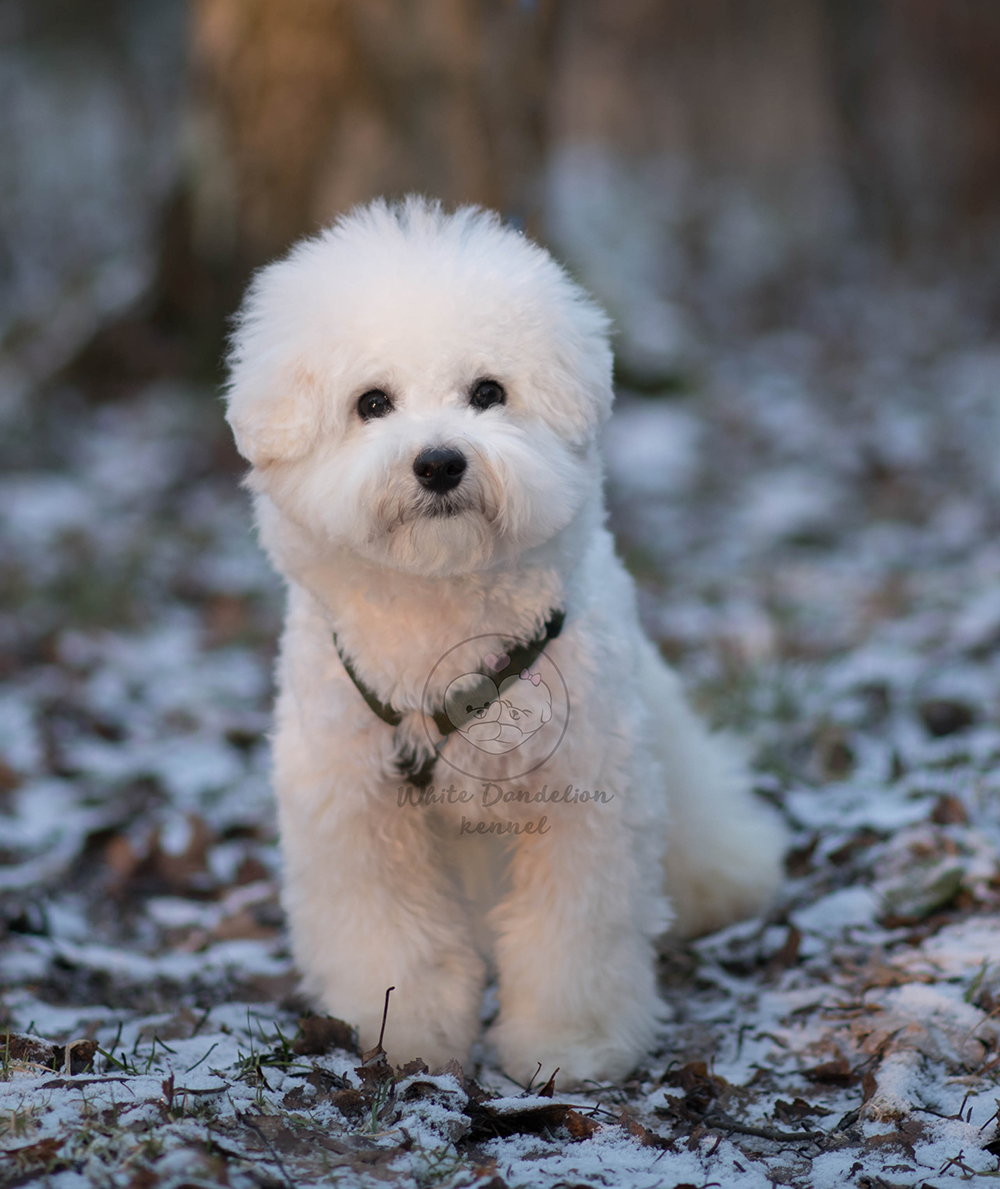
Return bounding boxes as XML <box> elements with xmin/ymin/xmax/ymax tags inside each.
<box><xmin>332</xmin><ymin>645</ymin><xmax>404</xmax><ymax>728</ymax></box>
<box><xmin>332</xmin><ymin>609</ymin><xmax>565</xmax><ymax>787</ymax></box>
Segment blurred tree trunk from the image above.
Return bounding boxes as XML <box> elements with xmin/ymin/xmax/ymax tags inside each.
<box><xmin>547</xmin><ymin>0</ymin><xmax>1000</xmax><ymax>258</ymax></box>
<box><xmin>823</xmin><ymin>0</ymin><xmax>1000</xmax><ymax>256</ymax></box>
<box><xmin>158</xmin><ymin>0</ymin><xmax>557</xmax><ymax>349</ymax></box>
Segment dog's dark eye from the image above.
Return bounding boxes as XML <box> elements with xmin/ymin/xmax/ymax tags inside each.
<box><xmin>358</xmin><ymin>389</ymin><xmax>393</xmax><ymax>420</ymax></box>
<box><xmin>470</xmin><ymin>379</ymin><xmax>505</xmax><ymax>411</ymax></box>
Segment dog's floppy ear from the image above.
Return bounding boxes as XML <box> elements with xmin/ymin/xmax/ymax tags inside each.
<box><xmin>225</xmin><ymin>363</ymin><xmax>324</xmax><ymax>469</ymax></box>
<box><xmin>557</xmin><ymin>330</ymin><xmax>615</xmax><ymax>442</ymax></box>
<box><xmin>536</xmin><ymin>283</ymin><xmax>615</xmax><ymax>444</ymax></box>
<box><xmin>224</xmin><ymin>251</ymin><xmax>329</xmax><ymax>468</ymax></box>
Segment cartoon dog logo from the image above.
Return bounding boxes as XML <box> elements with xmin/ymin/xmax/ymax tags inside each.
<box><xmin>444</xmin><ymin>668</ymin><xmax>553</xmax><ymax>754</ymax></box>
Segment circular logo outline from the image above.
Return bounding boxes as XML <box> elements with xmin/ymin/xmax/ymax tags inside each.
<box><xmin>421</xmin><ymin>632</ymin><xmax>570</xmax><ymax>782</ymax></box>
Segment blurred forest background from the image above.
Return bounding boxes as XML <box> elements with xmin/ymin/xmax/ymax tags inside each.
<box><xmin>5</xmin><ymin>0</ymin><xmax>1000</xmax><ymax>405</ymax></box>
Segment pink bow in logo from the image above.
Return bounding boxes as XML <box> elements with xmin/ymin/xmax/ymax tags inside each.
<box><xmin>520</xmin><ymin>668</ymin><xmax>541</xmax><ymax>685</ymax></box>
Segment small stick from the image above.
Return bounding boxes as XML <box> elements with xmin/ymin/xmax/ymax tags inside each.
<box><xmin>378</xmin><ymin>986</ymin><xmax>395</xmax><ymax>1051</ymax></box>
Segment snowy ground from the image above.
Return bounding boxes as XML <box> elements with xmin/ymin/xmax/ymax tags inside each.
<box><xmin>2</xmin><ymin>268</ymin><xmax>1000</xmax><ymax>1188</ymax></box>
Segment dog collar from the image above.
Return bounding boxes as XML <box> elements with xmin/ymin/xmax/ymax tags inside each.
<box><xmin>332</xmin><ymin>609</ymin><xmax>565</xmax><ymax>786</ymax></box>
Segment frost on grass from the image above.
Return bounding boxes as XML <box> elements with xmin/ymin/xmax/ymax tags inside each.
<box><xmin>2</xmin><ymin>274</ymin><xmax>1000</xmax><ymax>1189</ymax></box>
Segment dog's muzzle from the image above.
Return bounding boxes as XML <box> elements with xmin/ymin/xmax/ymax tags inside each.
<box><xmin>413</xmin><ymin>447</ymin><xmax>467</xmax><ymax>494</ymax></box>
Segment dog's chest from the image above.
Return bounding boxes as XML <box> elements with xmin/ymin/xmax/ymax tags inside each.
<box><xmin>333</xmin><ymin>567</ymin><xmax>567</xmax><ymax>710</ymax></box>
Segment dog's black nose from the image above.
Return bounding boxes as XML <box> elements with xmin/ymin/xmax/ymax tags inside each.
<box><xmin>413</xmin><ymin>447</ymin><xmax>467</xmax><ymax>494</ymax></box>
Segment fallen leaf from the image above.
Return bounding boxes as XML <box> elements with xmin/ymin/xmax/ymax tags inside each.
<box><xmin>829</xmin><ymin>829</ymin><xmax>883</xmax><ymax>866</ymax></box>
<box><xmin>395</xmin><ymin>1057</ymin><xmax>429</xmax><ymax>1078</ymax></box>
<box><xmin>804</xmin><ymin>1056</ymin><xmax>856</xmax><ymax>1085</ymax></box>
<box><xmin>771</xmin><ymin>925</ymin><xmax>802</xmax><ymax>969</ymax></box>
<box><xmin>773</xmin><ymin>1097</ymin><xmax>833</xmax><ymax>1124</ymax></box>
<box><xmin>464</xmin><ymin>1099</ymin><xmax>574</xmax><ymax>1142</ymax></box>
<box><xmin>665</xmin><ymin>1060</ymin><xmax>729</xmax><ymax>1114</ymax></box>
<box><xmin>429</xmin><ymin>1057</ymin><xmax>467</xmax><ymax>1087</ymax></box>
<box><xmin>932</xmin><ymin>795</ymin><xmax>969</xmax><ymax>825</ymax></box>
<box><xmin>293</xmin><ymin>1014</ymin><xmax>358</xmax><ymax>1056</ymax></box>
<box><xmin>619</xmin><ymin>1109</ymin><xmax>673</xmax><ymax>1149</ymax></box>
<box><xmin>564</xmin><ymin>1109</ymin><xmax>600</xmax><ymax>1139</ymax></box>
<box><xmin>919</xmin><ymin>699</ymin><xmax>975</xmax><ymax>737</ymax></box>
<box><xmin>329</xmin><ymin>1088</ymin><xmax>367</xmax><ymax>1117</ymax></box>
<box><xmin>862</xmin><ymin>1069</ymin><xmax>878</xmax><ymax>1103</ymax></box>
<box><xmin>3</xmin><ymin>1136</ymin><xmax>66</xmax><ymax>1172</ymax></box>
<box><xmin>281</xmin><ymin>1085</ymin><xmax>311</xmax><ymax>1110</ymax></box>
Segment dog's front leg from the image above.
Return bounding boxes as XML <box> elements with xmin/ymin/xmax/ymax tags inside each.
<box><xmin>278</xmin><ymin>780</ymin><xmax>486</xmax><ymax>1070</ymax></box>
<box><xmin>487</xmin><ymin>809</ymin><xmax>666</xmax><ymax>1087</ymax></box>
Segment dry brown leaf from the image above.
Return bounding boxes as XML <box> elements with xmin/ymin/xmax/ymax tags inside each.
<box><xmin>618</xmin><ymin>1108</ymin><xmax>673</xmax><ymax>1149</ymax></box>
<box><xmin>292</xmin><ymin>1014</ymin><xmax>358</xmax><ymax>1056</ymax></box>
<box><xmin>329</xmin><ymin>1088</ymin><xmax>367</xmax><ymax>1117</ymax></box>
<box><xmin>673</xmin><ymin>1060</ymin><xmax>729</xmax><ymax>1112</ymax></box>
<box><xmin>771</xmin><ymin>925</ymin><xmax>802</xmax><ymax>970</ymax></box>
<box><xmin>773</xmin><ymin>1097</ymin><xmax>833</xmax><ymax>1124</ymax></box>
<box><xmin>564</xmin><ymin>1109</ymin><xmax>600</xmax><ymax>1139</ymax></box>
<box><xmin>803</xmin><ymin>1056</ymin><xmax>856</xmax><ymax>1085</ymax></box>
<box><xmin>464</xmin><ymin>1099</ymin><xmax>573</xmax><ymax>1142</ymax></box>
<box><xmin>395</xmin><ymin>1057</ymin><xmax>429</xmax><ymax>1078</ymax></box>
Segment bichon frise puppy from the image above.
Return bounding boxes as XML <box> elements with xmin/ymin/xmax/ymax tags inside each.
<box><xmin>225</xmin><ymin>197</ymin><xmax>786</xmax><ymax>1087</ymax></box>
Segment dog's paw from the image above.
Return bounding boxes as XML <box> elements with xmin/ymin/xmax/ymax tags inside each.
<box><xmin>356</xmin><ymin>984</ymin><xmax>482</xmax><ymax>1072</ymax></box>
<box><xmin>345</xmin><ymin>999</ymin><xmax>478</xmax><ymax>1074</ymax></box>
<box><xmin>307</xmin><ymin>949</ymin><xmax>486</xmax><ymax>1074</ymax></box>
<box><xmin>487</xmin><ymin>1018</ymin><xmax>654</xmax><ymax>1090</ymax></box>
<box><xmin>381</xmin><ymin>1029</ymin><xmax>471</xmax><ymax>1074</ymax></box>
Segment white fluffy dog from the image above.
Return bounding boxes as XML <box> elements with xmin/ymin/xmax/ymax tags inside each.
<box><xmin>225</xmin><ymin>197</ymin><xmax>786</xmax><ymax>1087</ymax></box>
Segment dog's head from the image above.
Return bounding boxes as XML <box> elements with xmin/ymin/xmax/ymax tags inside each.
<box><xmin>225</xmin><ymin>197</ymin><xmax>613</xmax><ymax>576</ymax></box>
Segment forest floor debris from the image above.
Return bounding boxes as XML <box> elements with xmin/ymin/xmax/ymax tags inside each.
<box><xmin>2</xmin><ymin>272</ymin><xmax>1000</xmax><ymax>1186</ymax></box>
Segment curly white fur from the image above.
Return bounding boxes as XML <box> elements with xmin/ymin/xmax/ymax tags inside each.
<box><xmin>225</xmin><ymin>197</ymin><xmax>787</xmax><ymax>1087</ymax></box>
